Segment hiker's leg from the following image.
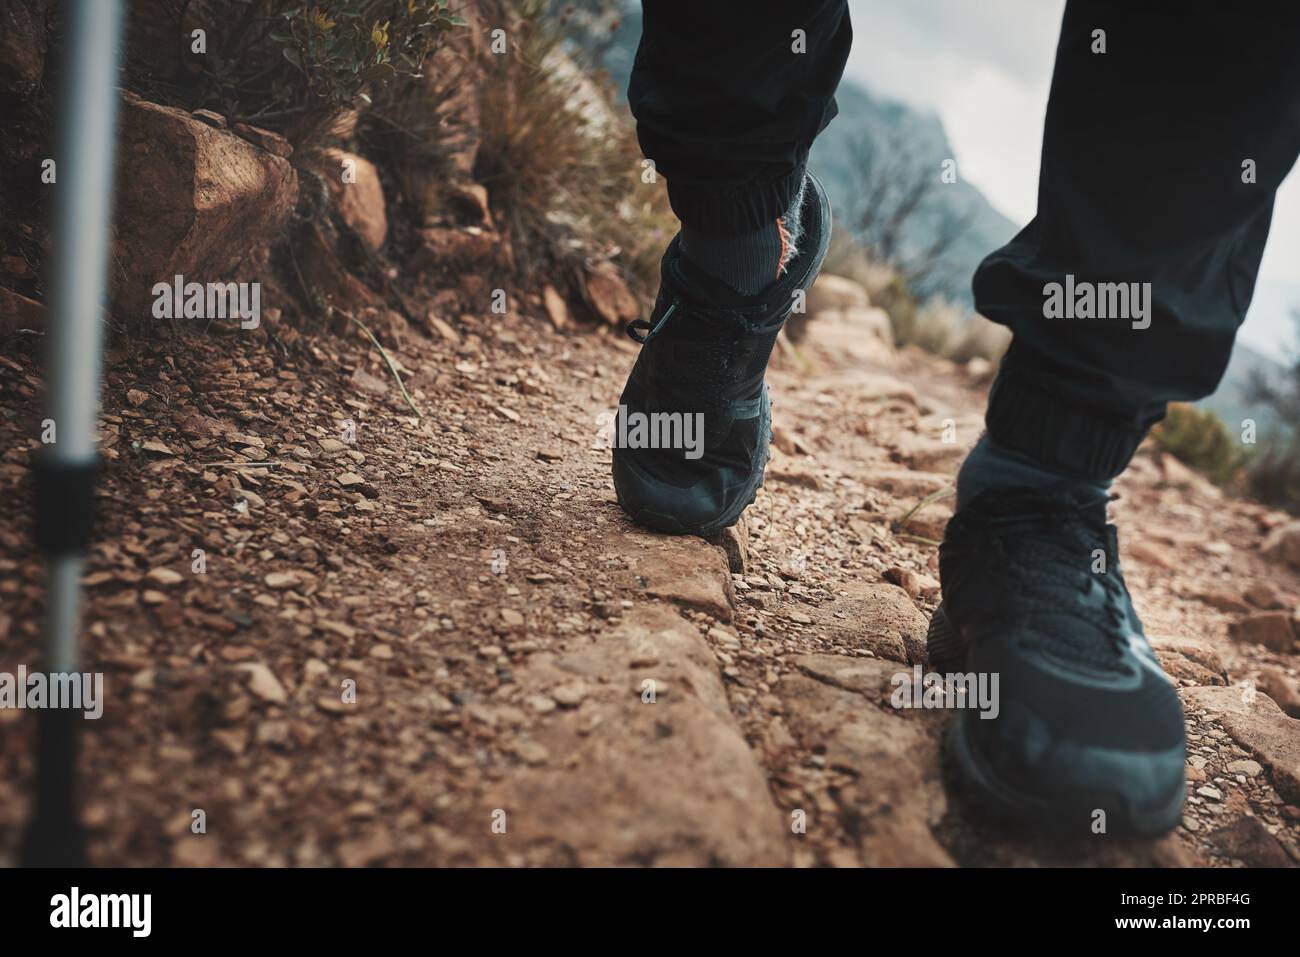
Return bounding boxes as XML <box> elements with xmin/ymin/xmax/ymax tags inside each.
<box><xmin>613</xmin><ymin>1</ymin><xmax>846</xmax><ymax>533</ymax></box>
<box><xmin>938</xmin><ymin>2</ymin><xmax>1300</xmax><ymax>838</ymax></box>
<box><xmin>629</xmin><ymin>0</ymin><xmax>851</xmax><ymax>293</ymax></box>
<box><xmin>970</xmin><ymin>1</ymin><xmax>1300</xmax><ymax>486</ymax></box>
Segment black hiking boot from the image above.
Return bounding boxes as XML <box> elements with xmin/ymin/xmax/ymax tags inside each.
<box><xmin>612</xmin><ymin>173</ymin><xmax>831</xmax><ymax>536</ymax></box>
<box><xmin>929</xmin><ymin>488</ymin><xmax>1186</xmax><ymax>836</ymax></box>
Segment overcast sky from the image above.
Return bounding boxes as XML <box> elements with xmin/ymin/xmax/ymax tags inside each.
<box><xmin>840</xmin><ymin>0</ymin><xmax>1300</xmax><ymax>354</ymax></box>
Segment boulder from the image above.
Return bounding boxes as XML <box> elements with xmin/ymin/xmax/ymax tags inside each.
<box><xmin>583</xmin><ymin>265</ymin><xmax>640</xmax><ymax>327</ymax></box>
<box><xmin>777</xmin><ymin>659</ymin><xmax>955</xmax><ymax>866</ymax></box>
<box><xmin>1263</xmin><ymin>521</ymin><xmax>1300</xmax><ymax>570</ymax></box>
<box><xmin>795</xmin><ymin>304</ymin><xmax>896</xmax><ymax>366</ymax></box>
<box><xmin>805</xmin><ymin>273</ymin><xmax>870</xmax><ymax>316</ymax></box>
<box><xmin>303</xmin><ymin>148</ymin><xmax>388</xmax><ymax>252</ymax></box>
<box><xmin>1256</xmin><ymin>667</ymin><xmax>1300</xmax><ymax>719</ymax></box>
<box><xmin>1229</xmin><ymin>612</ymin><xmax>1296</xmax><ymax>653</ymax></box>
<box><xmin>111</xmin><ymin>95</ymin><xmax>298</xmax><ymax>323</ymax></box>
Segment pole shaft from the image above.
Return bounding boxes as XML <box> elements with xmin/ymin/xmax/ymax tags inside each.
<box><xmin>46</xmin><ymin>0</ymin><xmax>124</xmax><ymax>465</ymax></box>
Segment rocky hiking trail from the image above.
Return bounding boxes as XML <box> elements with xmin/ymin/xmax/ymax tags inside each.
<box><xmin>2</xmin><ymin>283</ymin><xmax>1300</xmax><ymax>867</ymax></box>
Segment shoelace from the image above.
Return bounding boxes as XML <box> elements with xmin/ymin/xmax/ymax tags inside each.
<box><xmin>626</xmin><ymin>296</ymin><xmax>769</xmax><ymax>344</ymax></box>
<box><xmin>986</xmin><ymin>501</ymin><xmax>1131</xmax><ymax>670</ymax></box>
<box><xmin>626</xmin><ymin>298</ymin><xmax>680</xmax><ymax>344</ymax></box>
<box><xmin>625</xmin><ymin>298</ymin><xmax>768</xmax><ymax>409</ymax></box>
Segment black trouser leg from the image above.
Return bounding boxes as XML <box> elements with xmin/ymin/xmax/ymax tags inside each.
<box><xmin>975</xmin><ymin>1</ymin><xmax>1300</xmax><ymax>480</ymax></box>
<box><xmin>628</xmin><ymin>0</ymin><xmax>851</xmax><ymax>236</ymax></box>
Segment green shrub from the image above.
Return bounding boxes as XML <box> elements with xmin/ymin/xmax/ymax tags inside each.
<box><xmin>145</xmin><ymin>1</ymin><xmax>463</xmax><ymax>133</ymax></box>
<box><xmin>473</xmin><ymin>0</ymin><xmax>674</xmax><ymax>292</ymax></box>
<box><xmin>1151</xmin><ymin>403</ymin><xmax>1243</xmax><ymax>486</ymax></box>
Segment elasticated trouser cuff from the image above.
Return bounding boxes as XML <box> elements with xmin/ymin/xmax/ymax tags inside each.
<box><xmin>665</xmin><ymin>165</ymin><xmax>808</xmax><ymax>237</ymax></box>
<box><xmin>985</xmin><ymin>363</ymin><xmax>1152</xmax><ymax>483</ymax></box>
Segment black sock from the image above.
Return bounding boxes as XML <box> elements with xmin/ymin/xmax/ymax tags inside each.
<box><xmin>679</xmin><ymin>175</ymin><xmax>807</xmax><ymax>295</ymax></box>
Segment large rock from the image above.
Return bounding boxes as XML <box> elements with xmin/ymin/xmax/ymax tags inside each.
<box><xmin>805</xmin><ymin>273</ymin><xmax>870</xmax><ymax>317</ymax></box>
<box><xmin>798</xmin><ymin>305</ymin><xmax>897</xmax><ymax>367</ymax></box>
<box><xmin>1229</xmin><ymin>612</ymin><xmax>1296</xmax><ymax>653</ymax></box>
<box><xmin>303</xmin><ymin>148</ymin><xmax>388</xmax><ymax>252</ymax></box>
<box><xmin>787</xmin><ymin>273</ymin><xmax>871</xmax><ymax>344</ymax></box>
<box><xmin>1257</xmin><ymin>667</ymin><xmax>1300</xmax><ymax>719</ymax></box>
<box><xmin>111</xmin><ymin>95</ymin><xmax>298</xmax><ymax>322</ymax></box>
<box><xmin>583</xmin><ymin>265</ymin><xmax>640</xmax><ymax>327</ymax></box>
<box><xmin>1263</xmin><ymin>521</ymin><xmax>1300</xmax><ymax>570</ymax></box>
<box><xmin>485</xmin><ymin>606</ymin><xmax>787</xmax><ymax>865</ymax></box>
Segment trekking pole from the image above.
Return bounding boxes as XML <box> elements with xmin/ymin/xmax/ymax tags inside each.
<box><xmin>21</xmin><ymin>0</ymin><xmax>126</xmax><ymax>868</ymax></box>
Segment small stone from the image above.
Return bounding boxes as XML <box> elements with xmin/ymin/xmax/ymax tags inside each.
<box><xmin>1195</xmin><ymin>785</ymin><xmax>1223</xmax><ymax>802</ymax></box>
<box><xmin>264</xmin><ymin>571</ymin><xmax>299</xmax><ymax>590</ymax></box>
<box><xmin>256</xmin><ymin>721</ymin><xmax>290</xmax><ymax>746</ymax></box>
<box><xmin>147</xmin><ymin>568</ymin><xmax>184</xmax><ymax>586</ymax></box>
<box><xmin>1226</xmin><ymin>759</ymin><xmax>1263</xmax><ymax>777</ymax></box>
<box><xmin>511</xmin><ymin>740</ymin><xmax>550</xmax><ymax>764</ymax></box>
<box><xmin>542</xmin><ymin>286</ymin><xmax>569</xmax><ymax>331</ymax></box>
<box><xmin>883</xmin><ymin>566</ymin><xmax>920</xmax><ymax>598</ymax></box>
<box><xmin>526</xmin><ymin>695</ymin><xmax>557</xmax><ymax>714</ymax></box>
<box><xmin>235</xmin><ymin>663</ymin><xmax>288</xmax><ymax>705</ymax></box>
<box><xmin>552</xmin><ymin>681</ymin><xmax>589</xmax><ymax>707</ymax></box>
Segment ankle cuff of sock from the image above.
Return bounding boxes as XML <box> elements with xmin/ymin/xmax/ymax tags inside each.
<box><xmin>985</xmin><ymin>368</ymin><xmax>1152</xmax><ymax>482</ymax></box>
<box><xmin>666</xmin><ymin>166</ymin><xmax>808</xmax><ymax>237</ymax></box>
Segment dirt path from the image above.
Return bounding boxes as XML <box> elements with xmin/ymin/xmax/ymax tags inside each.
<box><xmin>1</xmin><ymin>298</ymin><xmax>1298</xmax><ymax>867</ymax></box>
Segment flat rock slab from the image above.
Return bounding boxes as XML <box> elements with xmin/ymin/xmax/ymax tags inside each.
<box><xmin>777</xmin><ymin>655</ymin><xmax>954</xmax><ymax>866</ymax></box>
<box><xmin>621</xmin><ymin>534</ymin><xmax>736</xmax><ymax>622</ymax></box>
<box><xmin>803</xmin><ymin>581</ymin><xmax>931</xmax><ymax>663</ymax></box>
<box><xmin>1182</xmin><ymin>686</ymin><xmax>1300</xmax><ymax>805</ymax></box>
<box><xmin>1149</xmin><ymin>635</ymin><xmax>1228</xmax><ymax>686</ymax></box>
<box><xmin>485</xmin><ymin>605</ymin><xmax>786</xmax><ymax>865</ymax></box>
